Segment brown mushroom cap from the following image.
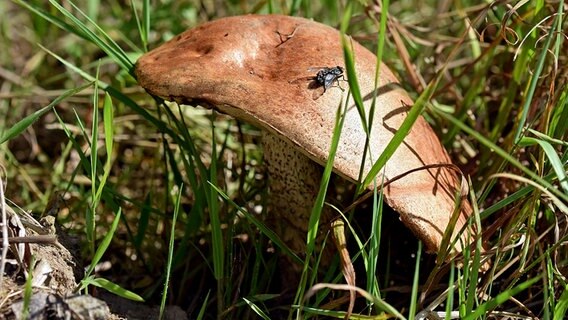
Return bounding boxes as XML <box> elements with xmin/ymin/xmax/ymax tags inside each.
<box><xmin>136</xmin><ymin>14</ymin><xmax>475</xmax><ymax>254</ymax></box>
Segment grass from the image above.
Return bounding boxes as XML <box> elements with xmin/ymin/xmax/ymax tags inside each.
<box><xmin>1</xmin><ymin>0</ymin><xmax>567</xmax><ymax>319</ymax></box>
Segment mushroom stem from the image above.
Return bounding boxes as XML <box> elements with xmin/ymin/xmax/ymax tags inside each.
<box><xmin>262</xmin><ymin>132</ymin><xmax>333</xmax><ymax>276</ymax></box>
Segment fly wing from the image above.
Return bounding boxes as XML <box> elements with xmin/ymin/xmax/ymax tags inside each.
<box><xmin>311</xmin><ymin>86</ymin><xmax>325</xmax><ymax>100</ymax></box>
<box><xmin>307</xmin><ymin>66</ymin><xmax>328</xmax><ymax>72</ymax></box>
<box><xmin>289</xmin><ymin>75</ymin><xmax>315</xmax><ymax>84</ymax></box>
<box><xmin>323</xmin><ymin>73</ymin><xmax>337</xmax><ymax>90</ymax></box>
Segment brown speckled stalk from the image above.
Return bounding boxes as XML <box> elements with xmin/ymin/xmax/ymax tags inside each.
<box><xmin>261</xmin><ymin>133</ymin><xmax>336</xmax><ymax>274</ymax></box>
<box><xmin>262</xmin><ymin>133</ymin><xmax>322</xmax><ymax>251</ymax></box>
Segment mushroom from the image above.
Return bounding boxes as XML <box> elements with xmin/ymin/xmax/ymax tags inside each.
<box><xmin>135</xmin><ymin>15</ymin><xmax>478</xmax><ymax>270</ymax></box>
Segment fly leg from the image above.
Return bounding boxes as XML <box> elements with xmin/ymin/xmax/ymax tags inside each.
<box><xmin>331</xmin><ymin>75</ymin><xmax>348</xmax><ymax>91</ymax></box>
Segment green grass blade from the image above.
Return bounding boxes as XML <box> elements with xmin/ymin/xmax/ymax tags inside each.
<box><xmin>550</xmin><ymin>87</ymin><xmax>567</xmax><ymax>139</ymax></box>
<box><xmin>445</xmin><ymin>262</ymin><xmax>455</xmax><ymax>320</ymax></box>
<box><xmin>480</xmin><ymin>185</ymin><xmax>532</xmax><ymax>219</ymax></box>
<box><xmin>208</xmin><ymin>167</ymin><xmax>224</xmax><ymax>281</ymax></box>
<box><xmin>134</xmin><ymin>194</ymin><xmax>152</xmax><ymax>248</ymax></box>
<box><xmin>131</xmin><ymin>0</ymin><xmax>150</xmax><ymax>51</ymax></box>
<box><xmin>85</xmin><ymin>208</ymin><xmax>122</xmax><ymax>277</ymax></box>
<box><xmin>528</xmin><ymin>129</ymin><xmax>568</xmax><ymax>147</ymax></box>
<box><xmin>374</xmin><ymin>0</ymin><xmax>388</xmax><ymax>83</ymax></box>
<box><xmin>88</xmin><ymin>67</ymin><xmax>101</xmax><ymax>253</ymax></box>
<box><xmin>408</xmin><ymin>241</ymin><xmax>422</xmax><ymax>320</ymax></box>
<box><xmin>465</xmin><ymin>183</ymin><xmax>483</xmax><ymax>314</ymax></box>
<box><xmin>0</xmin><ymin>83</ymin><xmax>91</xmax><ymax>145</ymax></box>
<box><xmin>464</xmin><ymin>276</ymin><xmax>542</xmax><ymax>320</ymax></box>
<box><xmin>143</xmin><ymin>0</ymin><xmax>150</xmax><ymax>49</ymax></box>
<box><xmin>242</xmin><ymin>297</ymin><xmax>271</xmax><ymax>320</ymax></box>
<box><xmin>84</xmin><ymin>277</ymin><xmax>144</xmax><ymax>301</ymax></box>
<box><xmin>361</xmin><ymin>76</ymin><xmax>439</xmax><ymax>190</ymax></box>
<box><xmin>554</xmin><ymin>286</ymin><xmax>568</xmax><ymax>320</ymax></box>
<box><xmin>209</xmin><ymin>182</ymin><xmax>302</xmax><ymax>265</ymax></box>
<box><xmin>13</xmin><ymin>0</ymin><xmax>88</xmax><ymax>38</ymax></box>
<box><xmin>93</xmin><ymin>93</ymin><xmax>115</xmax><ymax>205</ymax></box>
<box><xmin>289</xmin><ymin>0</ymin><xmax>301</xmax><ymax>15</ymax></box>
<box><xmin>521</xmin><ymin>136</ymin><xmax>568</xmax><ymax>194</ymax></box>
<box><xmin>367</xmin><ymin>187</ymin><xmax>384</xmax><ymax>292</ymax></box>
<box><xmin>196</xmin><ymin>291</ymin><xmax>211</xmax><ymax>320</ymax></box>
<box><xmin>53</xmin><ymin>108</ymin><xmax>93</xmax><ymax>184</ymax></box>
<box><xmin>295</xmin><ymin>97</ymin><xmax>349</xmax><ymax>313</ymax></box>
<box><xmin>513</xmin><ymin>10</ymin><xmax>559</xmax><ymax>143</ymax></box>
<box><xmin>207</xmin><ymin>122</ymin><xmax>224</xmax><ymax>317</ymax></box>
<box><xmin>302</xmin><ymin>283</ymin><xmax>406</xmax><ymax>319</ymax></box>
<box><xmin>435</xmin><ymin>109</ymin><xmax>568</xmax><ymax>203</ymax></box>
<box><xmin>159</xmin><ymin>186</ymin><xmax>182</xmax><ymax>320</ymax></box>
<box><xmin>103</xmin><ymin>93</ymin><xmax>113</xmax><ymax>163</ymax></box>
<box><xmin>21</xmin><ymin>256</ymin><xmax>35</xmax><ymax>320</ymax></box>
<box><xmin>36</xmin><ymin>44</ymin><xmax>184</xmax><ymax>148</ymax></box>
<box><xmin>340</xmin><ymin>2</ymin><xmax>368</xmax><ymax>135</ymax></box>
<box><xmin>299</xmin><ymin>306</ymin><xmax>388</xmax><ymax>319</ymax></box>
<box><xmin>45</xmin><ymin>0</ymin><xmax>133</xmax><ymax>71</ymax></box>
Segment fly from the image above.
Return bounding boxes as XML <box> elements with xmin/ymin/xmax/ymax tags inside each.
<box><xmin>290</xmin><ymin>66</ymin><xmax>347</xmax><ymax>100</ymax></box>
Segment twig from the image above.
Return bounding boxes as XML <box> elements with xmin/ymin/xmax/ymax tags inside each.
<box><xmin>0</xmin><ymin>171</ymin><xmax>8</xmax><ymax>291</ymax></box>
<box><xmin>8</xmin><ymin>235</ymin><xmax>58</xmax><ymax>244</ymax></box>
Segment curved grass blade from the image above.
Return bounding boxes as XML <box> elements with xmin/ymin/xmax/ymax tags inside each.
<box><xmin>84</xmin><ymin>208</ymin><xmax>122</xmax><ymax>277</ymax></box>
<box><xmin>361</xmin><ymin>76</ymin><xmax>440</xmax><ymax>190</ymax></box>
<box><xmin>0</xmin><ymin>83</ymin><xmax>92</xmax><ymax>145</ymax></box>
<box><xmin>521</xmin><ymin>136</ymin><xmax>568</xmax><ymax>194</ymax></box>
<box><xmin>464</xmin><ymin>276</ymin><xmax>541</xmax><ymax>320</ymax></box>
<box><xmin>513</xmin><ymin>8</ymin><xmax>559</xmax><ymax>143</ymax></box>
<box><xmin>435</xmin><ymin>109</ymin><xmax>568</xmax><ymax>204</ymax></box>
<box><xmin>159</xmin><ymin>186</ymin><xmax>182</xmax><ymax>319</ymax></box>
<box><xmin>85</xmin><ymin>277</ymin><xmax>144</xmax><ymax>301</ymax></box>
